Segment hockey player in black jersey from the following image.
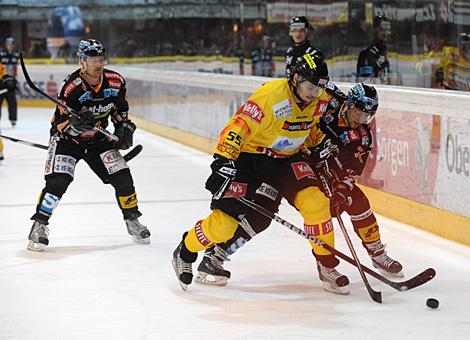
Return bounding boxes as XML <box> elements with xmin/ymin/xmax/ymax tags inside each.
<box><xmin>27</xmin><ymin>39</ymin><xmax>150</xmax><ymax>251</ymax></box>
<box><xmin>285</xmin><ymin>16</ymin><xmax>326</xmax><ymax>78</ymax></box>
<box><xmin>356</xmin><ymin>15</ymin><xmax>391</xmax><ymax>84</ymax></box>
<box><xmin>195</xmin><ymin>83</ymin><xmax>403</xmax><ymax>292</ymax></box>
<box><xmin>0</xmin><ymin>36</ymin><xmax>19</xmax><ymax>127</ymax></box>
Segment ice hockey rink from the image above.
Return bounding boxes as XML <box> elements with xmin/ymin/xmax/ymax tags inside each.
<box><xmin>1</xmin><ymin>108</ymin><xmax>469</xmax><ymax>340</ymax></box>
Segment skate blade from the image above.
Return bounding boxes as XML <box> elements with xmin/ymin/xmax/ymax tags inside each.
<box><xmin>321</xmin><ymin>281</ymin><xmax>350</xmax><ymax>295</ymax></box>
<box><xmin>171</xmin><ymin>258</ymin><xmax>188</xmax><ymax>291</ymax></box>
<box><xmin>378</xmin><ymin>268</ymin><xmax>404</xmax><ymax>278</ymax></box>
<box><xmin>27</xmin><ymin>240</ymin><xmax>46</xmax><ymax>252</ymax></box>
<box><xmin>131</xmin><ymin>235</ymin><xmax>151</xmax><ymax>244</ymax></box>
<box><xmin>195</xmin><ymin>272</ymin><xmax>228</xmax><ymax>286</ymax></box>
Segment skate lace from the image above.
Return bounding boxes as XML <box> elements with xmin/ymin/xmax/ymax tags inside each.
<box><xmin>34</xmin><ymin>223</ymin><xmax>49</xmax><ymax>238</ymax></box>
<box><xmin>373</xmin><ymin>252</ymin><xmax>394</xmax><ymax>268</ymax></box>
<box><xmin>322</xmin><ymin>267</ymin><xmax>343</xmax><ymax>281</ymax></box>
<box><xmin>177</xmin><ymin>257</ymin><xmax>192</xmax><ymax>274</ymax></box>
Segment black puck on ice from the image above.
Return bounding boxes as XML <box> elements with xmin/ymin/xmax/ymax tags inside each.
<box><xmin>426</xmin><ymin>298</ymin><xmax>439</xmax><ymax>309</ymax></box>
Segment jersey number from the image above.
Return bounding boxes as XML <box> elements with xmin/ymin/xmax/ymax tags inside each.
<box><xmin>227</xmin><ymin>131</ymin><xmax>242</xmax><ymax>146</ymax></box>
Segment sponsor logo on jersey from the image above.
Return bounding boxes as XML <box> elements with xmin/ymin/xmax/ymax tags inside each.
<box><xmin>238</xmin><ymin>100</ymin><xmax>264</xmax><ymax>124</ymax></box>
<box><xmin>104</xmin><ymin>88</ymin><xmax>119</xmax><ymax>98</ymax></box>
<box><xmin>118</xmin><ymin>193</ymin><xmax>138</xmax><ymax>209</ymax></box>
<box><xmin>348</xmin><ymin>130</ymin><xmax>360</xmax><ymax>141</ymax></box>
<box><xmin>88</xmin><ymin>102</ymin><xmax>114</xmax><ymax>116</ymax></box>
<box><xmin>322</xmin><ymin>220</ymin><xmax>334</xmax><ymax>234</ymax></box>
<box><xmin>314</xmin><ymin>100</ymin><xmax>329</xmax><ymax>116</ymax></box>
<box><xmin>270</xmin><ymin>136</ymin><xmax>308</xmax><ymax>152</ymax></box>
<box><xmin>272</xmin><ymin>98</ymin><xmax>292</xmax><ymax>119</ymax></box>
<box><xmin>100</xmin><ymin>149</ymin><xmax>128</xmax><ymax>175</ymax></box>
<box><xmin>282</xmin><ymin>121</ymin><xmax>313</xmax><ymax>131</ymax></box>
<box><xmin>255</xmin><ymin>183</ymin><xmax>278</xmax><ymax>201</ymax></box>
<box><xmin>323</xmin><ymin>113</ymin><xmax>334</xmax><ymax>123</ymax></box>
<box><xmin>105</xmin><ymin>72</ymin><xmax>123</xmax><ymax>82</ymax></box>
<box><xmin>224</xmin><ymin>181</ymin><xmax>248</xmax><ymax>199</ymax></box>
<box><xmin>44</xmin><ymin>138</ymin><xmax>57</xmax><ymax>175</ymax></box>
<box><xmin>108</xmin><ymin>80</ymin><xmax>121</xmax><ymax>89</ymax></box>
<box><xmin>39</xmin><ymin>193</ymin><xmax>61</xmax><ymax>215</ymax></box>
<box><xmin>330</xmin><ymin>98</ymin><xmax>339</xmax><ymax>108</ymax></box>
<box><xmin>78</xmin><ymin>91</ymin><xmax>92</xmax><ymax>103</ymax></box>
<box><xmin>304</xmin><ymin>224</ymin><xmax>320</xmax><ymax>236</ymax></box>
<box><xmin>53</xmin><ymin>154</ymin><xmax>76</xmax><ymax>177</ymax></box>
<box><xmin>340</xmin><ymin>131</ymin><xmax>351</xmax><ymax>144</ymax></box>
<box><xmin>291</xmin><ymin>161</ymin><xmax>315</xmax><ymax>180</ymax></box>
<box><xmin>195</xmin><ymin>220</ymin><xmax>213</xmax><ymax>247</ymax></box>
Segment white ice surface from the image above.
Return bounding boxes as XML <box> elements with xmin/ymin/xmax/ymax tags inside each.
<box><xmin>1</xmin><ymin>108</ymin><xmax>469</xmax><ymax>340</ymax></box>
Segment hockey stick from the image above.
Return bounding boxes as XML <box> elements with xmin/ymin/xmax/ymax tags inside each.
<box><xmin>19</xmin><ymin>52</ymin><xmax>118</xmax><ymax>142</ymax></box>
<box><xmin>335</xmin><ymin>208</ymin><xmax>382</xmax><ymax>303</ymax></box>
<box><xmin>0</xmin><ymin>134</ymin><xmax>143</xmax><ymax>162</ymax></box>
<box><xmin>237</xmin><ymin>196</ymin><xmax>436</xmax><ymax>292</ymax></box>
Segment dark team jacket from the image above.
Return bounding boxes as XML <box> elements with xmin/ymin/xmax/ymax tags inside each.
<box><xmin>0</xmin><ymin>50</ymin><xmax>19</xmax><ymax>77</ymax></box>
<box><xmin>285</xmin><ymin>40</ymin><xmax>326</xmax><ymax>78</ymax></box>
<box><xmin>320</xmin><ymin>83</ymin><xmax>373</xmax><ymax>179</ymax></box>
<box><xmin>356</xmin><ymin>40</ymin><xmax>389</xmax><ymax>78</ymax></box>
<box><xmin>52</xmin><ymin>68</ymin><xmax>130</xmax><ymax>145</ymax></box>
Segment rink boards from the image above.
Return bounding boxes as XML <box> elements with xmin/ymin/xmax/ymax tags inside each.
<box><xmin>15</xmin><ymin>64</ymin><xmax>470</xmax><ymax>246</ymax></box>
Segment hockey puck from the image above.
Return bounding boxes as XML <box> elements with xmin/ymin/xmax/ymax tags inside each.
<box><xmin>426</xmin><ymin>298</ymin><xmax>439</xmax><ymax>309</ymax></box>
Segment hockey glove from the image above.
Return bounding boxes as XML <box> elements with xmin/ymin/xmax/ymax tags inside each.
<box><xmin>205</xmin><ymin>154</ymin><xmax>237</xmax><ymax>199</ymax></box>
<box><xmin>68</xmin><ymin>109</ymin><xmax>95</xmax><ymax>135</ymax></box>
<box><xmin>114</xmin><ymin>121</ymin><xmax>136</xmax><ymax>150</ymax></box>
<box><xmin>330</xmin><ymin>179</ymin><xmax>354</xmax><ymax>214</ymax></box>
<box><xmin>303</xmin><ymin>138</ymin><xmax>339</xmax><ymax>165</ymax></box>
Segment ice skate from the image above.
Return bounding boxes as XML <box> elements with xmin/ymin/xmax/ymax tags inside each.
<box><xmin>125</xmin><ymin>217</ymin><xmax>151</xmax><ymax>244</ymax></box>
<box><xmin>27</xmin><ymin>220</ymin><xmax>49</xmax><ymax>252</ymax></box>
<box><xmin>195</xmin><ymin>246</ymin><xmax>231</xmax><ymax>286</ymax></box>
<box><xmin>366</xmin><ymin>241</ymin><xmax>403</xmax><ymax>277</ymax></box>
<box><xmin>171</xmin><ymin>241</ymin><xmax>194</xmax><ymax>291</ymax></box>
<box><xmin>317</xmin><ymin>261</ymin><xmax>350</xmax><ymax>295</ymax></box>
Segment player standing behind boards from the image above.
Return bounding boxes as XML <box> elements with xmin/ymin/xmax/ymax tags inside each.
<box><xmin>0</xmin><ymin>36</ymin><xmax>19</xmax><ymax>127</ymax></box>
<box><xmin>356</xmin><ymin>15</ymin><xmax>392</xmax><ymax>85</ymax></box>
<box><xmin>27</xmin><ymin>39</ymin><xmax>151</xmax><ymax>252</ymax></box>
<box><xmin>285</xmin><ymin>16</ymin><xmax>326</xmax><ymax>78</ymax></box>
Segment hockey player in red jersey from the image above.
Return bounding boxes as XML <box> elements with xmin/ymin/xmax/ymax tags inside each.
<box><xmin>195</xmin><ymin>83</ymin><xmax>403</xmax><ymax>293</ymax></box>
<box><xmin>27</xmin><ymin>39</ymin><xmax>150</xmax><ymax>251</ymax></box>
<box><xmin>172</xmin><ymin>54</ymin><xmax>340</xmax><ymax>291</ymax></box>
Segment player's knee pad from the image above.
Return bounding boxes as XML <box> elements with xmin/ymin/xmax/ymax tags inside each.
<box><xmin>295</xmin><ymin>186</ymin><xmax>334</xmax><ymax>256</ymax></box>
<box><xmin>184</xmin><ymin>209</ymin><xmax>239</xmax><ymax>253</ymax></box>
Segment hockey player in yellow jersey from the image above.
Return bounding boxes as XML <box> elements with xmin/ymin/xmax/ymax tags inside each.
<box><xmin>435</xmin><ymin>32</ymin><xmax>470</xmax><ymax>91</ymax></box>
<box><xmin>172</xmin><ymin>54</ymin><xmax>349</xmax><ymax>292</ymax></box>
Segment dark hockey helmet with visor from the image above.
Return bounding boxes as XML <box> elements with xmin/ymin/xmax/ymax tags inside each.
<box><xmin>347</xmin><ymin>83</ymin><xmax>378</xmax><ymax>124</ymax></box>
<box><xmin>77</xmin><ymin>39</ymin><xmax>107</xmax><ymax>60</ymax></box>
<box><xmin>290</xmin><ymin>16</ymin><xmax>310</xmax><ymax>31</ymax></box>
<box><xmin>293</xmin><ymin>53</ymin><xmax>329</xmax><ymax>87</ymax></box>
<box><xmin>4</xmin><ymin>36</ymin><xmax>16</xmax><ymax>45</ymax></box>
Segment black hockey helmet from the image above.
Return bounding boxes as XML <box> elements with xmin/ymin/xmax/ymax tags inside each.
<box><xmin>290</xmin><ymin>16</ymin><xmax>310</xmax><ymax>30</ymax></box>
<box><xmin>3</xmin><ymin>36</ymin><xmax>15</xmax><ymax>45</ymax></box>
<box><xmin>293</xmin><ymin>53</ymin><xmax>329</xmax><ymax>87</ymax></box>
<box><xmin>347</xmin><ymin>83</ymin><xmax>378</xmax><ymax>123</ymax></box>
<box><xmin>77</xmin><ymin>39</ymin><xmax>107</xmax><ymax>59</ymax></box>
<box><xmin>373</xmin><ymin>15</ymin><xmax>391</xmax><ymax>30</ymax></box>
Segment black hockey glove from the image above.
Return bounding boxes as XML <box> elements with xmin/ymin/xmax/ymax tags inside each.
<box><xmin>114</xmin><ymin>121</ymin><xmax>136</xmax><ymax>150</ymax></box>
<box><xmin>5</xmin><ymin>77</ymin><xmax>17</xmax><ymax>91</ymax></box>
<box><xmin>205</xmin><ymin>154</ymin><xmax>237</xmax><ymax>199</ymax></box>
<box><xmin>68</xmin><ymin>109</ymin><xmax>95</xmax><ymax>135</ymax></box>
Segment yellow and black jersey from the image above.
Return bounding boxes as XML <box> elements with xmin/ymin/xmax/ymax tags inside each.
<box><xmin>215</xmin><ymin>78</ymin><xmax>329</xmax><ymax>160</ymax></box>
<box><xmin>51</xmin><ymin>68</ymin><xmax>130</xmax><ymax>144</ymax></box>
